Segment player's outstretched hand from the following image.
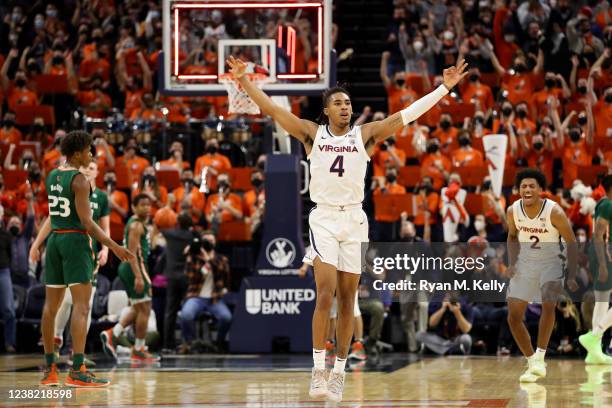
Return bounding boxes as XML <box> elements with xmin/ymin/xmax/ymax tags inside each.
<box><xmin>442</xmin><ymin>58</ymin><xmax>469</xmax><ymax>90</ymax></box>
<box><xmin>227</xmin><ymin>56</ymin><xmax>247</xmax><ymax>79</ymax></box>
<box><xmin>112</xmin><ymin>244</ymin><xmax>135</xmax><ymax>263</ymax></box>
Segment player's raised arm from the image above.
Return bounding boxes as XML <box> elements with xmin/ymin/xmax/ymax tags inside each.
<box><xmin>73</xmin><ymin>173</ymin><xmax>133</xmax><ymax>262</ymax></box>
<box><xmin>227</xmin><ymin>56</ymin><xmax>318</xmax><ymax>148</ymax></box>
<box><xmin>361</xmin><ymin>59</ymin><xmax>468</xmax><ymax>148</ymax></box>
<box><xmin>550</xmin><ymin>205</ymin><xmax>578</xmax><ymax>291</ymax></box>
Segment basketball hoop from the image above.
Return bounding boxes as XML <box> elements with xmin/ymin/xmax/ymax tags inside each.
<box><xmin>219</xmin><ymin>73</ymin><xmax>271</xmax><ymax>115</ymax></box>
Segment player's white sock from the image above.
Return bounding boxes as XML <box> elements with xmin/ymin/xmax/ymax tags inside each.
<box><xmin>54</xmin><ymin>297</ymin><xmax>72</xmax><ymax>338</ymax></box>
<box><xmin>313</xmin><ymin>348</ymin><xmax>325</xmax><ymax>370</ymax></box>
<box><xmin>534</xmin><ymin>348</ymin><xmax>546</xmax><ymax>362</ymax></box>
<box><xmin>135</xmin><ymin>338</ymin><xmax>145</xmax><ymax>350</ymax></box>
<box><xmin>113</xmin><ymin>323</ymin><xmax>124</xmax><ymax>338</ymax></box>
<box><xmin>593</xmin><ymin>290</ymin><xmax>612</xmax><ymax>336</ymax></box>
<box><xmin>333</xmin><ymin>357</ymin><xmax>347</xmax><ymax>373</ymax></box>
<box><xmin>593</xmin><ymin>308</ymin><xmax>612</xmax><ymax>336</ymax></box>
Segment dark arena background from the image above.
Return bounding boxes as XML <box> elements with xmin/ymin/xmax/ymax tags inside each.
<box><xmin>0</xmin><ymin>0</ymin><xmax>612</xmax><ymax>407</ymax></box>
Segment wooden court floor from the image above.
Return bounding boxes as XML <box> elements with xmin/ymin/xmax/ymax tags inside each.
<box><xmin>0</xmin><ymin>354</ymin><xmax>610</xmax><ymax>407</ymax></box>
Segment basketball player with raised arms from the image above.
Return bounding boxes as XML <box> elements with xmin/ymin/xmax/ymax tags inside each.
<box><xmin>227</xmin><ymin>56</ymin><xmax>468</xmax><ymax>402</ymax></box>
<box><xmin>506</xmin><ymin>169</ymin><xmax>578</xmax><ymax>383</ymax></box>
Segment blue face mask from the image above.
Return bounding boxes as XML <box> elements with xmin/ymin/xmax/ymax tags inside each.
<box><xmin>46</xmin><ymin>9</ymin><xmax>57</xmax><ymax>18</ymax></box>
<box><xmin>35</xmin><ymin>19</ymin><xmax>44</xmax><ymax>29</ymax></box>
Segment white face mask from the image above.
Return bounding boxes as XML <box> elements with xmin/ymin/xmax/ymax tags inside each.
<box><xmin>577</xmin><ymin>234</ymin><xmax>587</xmax><ymax>243</ymax></box>
<box><xmin>413</xmin><ymin>41</ymin><xmax>424</xmax><ymax>52</ymax></box>
<box><xmin>474</xmin><ymin>220</ymin><xmax>486</xmax><ymax>232</ymax></box>
<box><xmin>443</xmin><ymin>31</ymin><xmax>454</xmax><ymax>41</ymax></box>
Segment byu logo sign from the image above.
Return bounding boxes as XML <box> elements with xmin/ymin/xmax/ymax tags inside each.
<box><xmin>265</xmin><ymin>238</ymin><xmax>296</xmax><ymax>268</ymax></box>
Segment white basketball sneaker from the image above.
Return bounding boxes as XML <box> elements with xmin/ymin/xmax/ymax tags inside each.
<box><xmin>520</xmin><ymin>358</ymin><xmax>546</xmax><ymax>383</ymax></box>
<box><xmin>326</xmin><ymin>370</ymin><xmax>346</xmax><ymax>402</ymax></box>
<box><xmin>308</xmin><ymin>368</ymin><xmax>328</xmax><ymax>398</ymax></box>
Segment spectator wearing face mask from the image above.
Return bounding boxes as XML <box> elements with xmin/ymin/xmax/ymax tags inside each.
<box><xmin>593</xmin><ymin>86</ymin><xmax>612</xmax><ymax>139</ymax></box>
<box><xmin>8</xmin><ymin>188</ymin><xmax>34</xmax><ymax>287</ymax></box>
<box><xmin>513</xmin><ymin>101</ymin><xmax>537</xmax><ymax>136</ymax></box>
<box><xmin>92</xmin><ymin>128</ymin><xmax>116</xmax><ymax>188</ymax></box>
<box><xmin>194</xmin><ymin>139</ymin><xmax>233</xmax><ymax>192</ymax></box>
<box><xmin>524</xmin><ymin>132</ymin><xmax>554</xmax><ymax>184</ymax></box>
<box><xmin>25</xmin><ymin>116</ymin><xmax>53</xmax><ymax>148</ymax></box>
<box><xmin>372</xmin><ymin>168</ymin><xmax>406</xmax><ymax>240</ymax></box>
<box><xmin>0</xmin><ymin>112</ymin><xmax>21</xmax><ymax>145</ymax></box>
<box><xmin>380</xmin><ymin>52</ymin><xmax>419</xmax><ymax>115</ymax></box>
<box><xmin>431</xmin><ymin>113</ymin><xmax>458</xmax><ymax>154</ymax></box>
<box><xmin>1</xmin><ymin>58</ymin><xmax>39</xmax><ymax>112</ymax></box>
<box><xmin>205</xmin><ymin>174</ymin><xmax>243</xmax><ymax>231</ymax></box>
<box><xmin>412</xmin><ymin>176</ymin><xmax>440</xmax><ymax>237</ymax></box>
<box><xmin>77</xmin><ymin>74</ymin><xmax>111</xmax><ymax>118</ymax></box>
<box><xmin>132</xmin><ymin>167</ymin><xmax>168</xmax><ymax>216</ymax></box>
<box><xmin>531</xmin><ymin>72</ymin><xmax>571</xmax><ymax>120</ymax></box>
<box><xmin>451</xmin><ymin>130</ymin><xmax>484</xmax><ymax>168</ymax></box>
<box><xmin>550</xmin><ymin>96</ymin><xmax>594</xmax><ymax>189</ymax></box>
<box><xmin>117</xmin><ymin>49</ymin><xmax>153</xmax><ymax>118</ymax></box>
<box><xmin>440</xmin><ymin>173</ymin><xmax>469</xmax><ymax>243</ymax></box>
<box><xmin>243</xmin><ymin>170</ymin><xmax>265</xmax><ymax>235</ymax></box>
<box><xmin>160</xmin><ymin>141</ymin><xmax>190</xmax><ymax>171</ymax></box>
<box><xmin>42</xmin><ymin>130</ymin><xmax>65</xmax><ymax>176</ymax></box>
<box><xmin>3</xmin><ymin>145</ymin><xmax>36</xmax><ymax>172</ymax></box>
<box><xmin>118</xmin><ymin>141</ymin><xmax>150</xmax><ymax>186</ymax></box>
<box><xmin>104</xmin><ymin>171</ymin><xmax>129</xmax><ymax>242</ymax></box>
<box><xmin>570</xmin><ymin>54</ymin><xmax>597</xmax><ymax>106</ymax></box>
<box><xmin>478</xmin><ymin>178</ymin><xmax>508</xmax><ymax>236</ymax></box>
<box><xmin>491</xmin><ymin>52</ymin><xmax>544</xmax><ymax>106</ymax></box>
<box><xmin>172</xmin><ymin>170</ymin><xmax>206</xmax><ymax>220</ymax></box>
<box><xmin>419</xmin><ymin>138</ymin><xmax>451</xmax><ymax>191</ymax></box>
<box><xmin>130</xmin><ymin>93</ymin><xmax>163</xmax><ymax>122</ymax></box>
<box><xmin>372</xmin><ymin>135</ymin><xmax>405</xmax><ymax>188</ymax></box>
<box><xmin>460</xmin><ymin>68</ymin><xmax>494</xmax><ymax>112</ymax></box>
<box><xmin>493</xmin><ymin>4</ymin><xmax>520</xmax><ymax>69</ymax></box>
<box><xmin>421</xmin><ymin>75</ymin><xmax>460</xmax><ymax>128</ymax></box>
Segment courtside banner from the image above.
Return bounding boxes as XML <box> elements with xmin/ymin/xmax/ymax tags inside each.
<box><xmin>360</xmin><ymin>241</ymin><xmax>595</xmax><ymax>303</ymax></box>
<box><xmin>483</xmin><ymin>134</ymin><xmax>507</xmax><ymax>198</ymax></box>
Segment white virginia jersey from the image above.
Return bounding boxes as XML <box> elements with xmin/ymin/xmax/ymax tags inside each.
<box><xmin>512</xmin><ymin>198</ymin><xmax>564</xmax><ymax>263</ymax></box>
<box><xmin>308</xmin><ymin>125</ymin><xmax>370</xmax><ymax>206</ymax></box>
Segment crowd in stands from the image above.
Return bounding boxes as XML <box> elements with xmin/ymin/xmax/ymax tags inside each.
<box><xmin>0</xmin><ymin>0</ymin><xmax>612</xmax><ymax>358</ymax></box>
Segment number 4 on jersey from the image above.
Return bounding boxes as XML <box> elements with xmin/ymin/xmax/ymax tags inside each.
<box><xmin>329</xmin><ymin>155</ymin><xmax>345</xmax><ymax>177</ymax></box>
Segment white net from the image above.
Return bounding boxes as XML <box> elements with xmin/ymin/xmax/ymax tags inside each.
<box><xmin>219</xmin><ymin>73</ymin><xmax>269</xmax><ymax>115</ymax></box>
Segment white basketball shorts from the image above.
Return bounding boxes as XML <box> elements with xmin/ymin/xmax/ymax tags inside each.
<box><xmin>506</xmin><ymin>259</ymin><xmax>564</xmax><ymax>302</ymax></box>
<box><xmin>303</xmin><ymin>204</ymin><xmax>369</xmax><ymax>274</ymax></box>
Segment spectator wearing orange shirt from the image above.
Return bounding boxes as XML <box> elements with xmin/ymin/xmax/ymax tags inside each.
<box><xmin>419</xmin><ymin>138</ymin><xmax>451</xmax><ymax>191</ymax></box>
<box><xmin>42</xmin><ymin>130</ymin><xmax>65</xmax><ymax>176</ymax></box>
<box><xmin>451</xmin><ymin>130</ymin><xmax>484</xmax><ymax>168</ymax></box>
<box><xmin>159</xmin><ymin>141</ymin><xmax>190</xmax><ymax>171</ymax></box>
<box><xmin>0</xmin><ymin>112</ymin><xmax>21</xmax><ymax>146</ymax></box>
<box><xmin>120</xmin><ymin>144</ymin><xmax>150</xmax><ymax>185</ymax></box>
<box><xmin>117</xmin><ymin>49</ymin><xmax>153</xmax><ymax>118</ymax></box>
<box><xmin>1</xmin><ymin>58</ymin><xmax>39</xmax><ymax>112</ymax></box>
<box><xmin>372</xmin><ymin>136</ymin><xmax>406</xmax><ymax>187</ymax></box>
<box><xmin>461</xmin><ymin>68</ymin><xmax>494</xmax><ymax>112</ymax></box>
<box><xmin>431</xmin><ymin>113</ymin><xmax>458</xmax><ymax>154</ymax></box>
<box><xmin>412</xmin><ymin>177</ymin><xmax>440</xmax><ymax>232</ymax></box>
<box><xmin>91</xmin><ymin>128</ymin><xmax>116</xmax><ymax>188</ymax></box>
<box><xmin>552</xmin><ymin>96</ymin><xmax>594</xmax><ymax>189</ymax></box>
<box><xmin>593</xmin><ymin>86</ymin><xmax>612</xmax><ymax>138</ymax></box>
<box><xmin>523</xmin><ymin>132</ymin><xmax>555</xmax><ymax>185</ymax></box>
<box><xmin>130</xmin><ymin>93</ymin><xmax>163</xmax><ymax>122</ymax></box>
<box><xmin>380</xmin><ymin>52</ymin><xmax>419</xmax><ymax>114</ymax></box>
<box><xmin>76</xmin><ymin>75</ymin><xmax>111</xmax><ymax>118</ymax></box>
<box><xmin>25</xmin><ymin>116</ymin><xmax>53</xmax><ymax>148</ymax></box>
<box><xmin>172</xmin><ymin>170</ymin><xmax>206</xmax><ymax>221</ymax></box>
<box><xmin>3</xmin><ymin>144</ymin><xmax>35</xmax><ymax>172</ymax></box>
<box><xmin>103</xmin><ymin>171</ymin><xmax>129</xmax><ymax>242</ymax></box>
<box><xmin>194</xmin><ymin>138</ymin><xmax>233</xmax><ymax>192</ymax></box>
<box><xmin>373</xmin><ymin>168</ymin><xmax>405</xmax><ymax>240</ymax></box>
<box><xmin>491</xmin><ymin>51</ymin><xmax>543</xmax><ymax>106</ymax></box>
<box><xmin>205</xmin><ymin>174</ymin><xmax>243</xmax><ymax>231</ymax></box>
<box><xmin>243</xmin><ymin>170</ymin><xmax>265</xmax><ymax>236</ymax></box>
<box><xmin>513</xmin><ymin>102</ymin><xmax>537</xmax><ymax>135</ymax></box>
<box><xmin>530</xmin><ymin>72</ymin><xmax>570</xmax><ymax>120</ymax></box>
<box><xmin>132</xmin><ymin>167</ymin><xmax>169</xmax><ymax>216</ymax></box>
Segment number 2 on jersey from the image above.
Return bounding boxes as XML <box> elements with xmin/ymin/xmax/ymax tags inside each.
<box><xmin>49</xmin><ymin>196</ymin><xmax>71</xmax><ymax>217</ymax></box>
<box><xmin>329</xmin><ymin>155</ymin><xmax>345</xmax><ymax>177</ymax></box>
<box><xmin>530</xmin><ymin>235</ymin><xmax>541</xmax><ymax>249</ymax></box>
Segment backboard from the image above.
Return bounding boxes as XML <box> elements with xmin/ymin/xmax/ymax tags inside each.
<box><xmin>161</xmin><ymin>0</ymin><xmax>334</xmax><ymax>96</ymax></box>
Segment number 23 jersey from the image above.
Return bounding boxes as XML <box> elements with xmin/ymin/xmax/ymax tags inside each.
<box><xmin>46</xmin><ymin>168</ymin><xmax>86</xmax><ymax>231</ymax></box>
<box><xmin>308</xmin><ymin>125</ymin><xmax>370</xmax><ymax>206</ymax></box>
<box><xmin>512</xmin><ymin>198</ymin><xmax>563</xmax><ymax>264</ymax></box>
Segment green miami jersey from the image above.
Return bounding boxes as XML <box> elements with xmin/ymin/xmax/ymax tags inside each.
<box><xmin>44</xmin><ymin>168</ymin><xmax>95</xmax><ymax>286</ymax></box>
<box><xmin>46</xmin><ymin>168</ymin><xmax>85</xmax><ymax>231</ymax></box>
<box><xmin>89</xmin><ymin>188</ymin><xmax>110</xmax><ymax>251</ymax></box>
<box><xmin>589</xmin><ymin>198</ymin><xmax>612</xmax><ymax>290</ymax></box>
<box><xmin>118</xmin><ymin>216</ymin><xmax>152</xmax><ymax>301</ymax></box>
